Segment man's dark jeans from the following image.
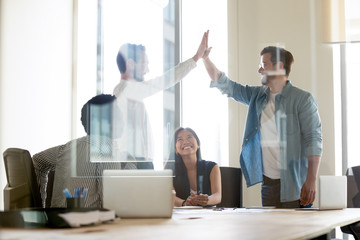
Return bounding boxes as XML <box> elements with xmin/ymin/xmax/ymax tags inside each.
<box><xmin>261</xmin><ymin>175</ymin><xmax>300</xmax><ymax>208</ymax></box>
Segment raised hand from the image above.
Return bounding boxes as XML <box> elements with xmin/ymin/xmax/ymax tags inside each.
<box><xmin>202</xmin><ymin>30</ymin><xmax>212</xmax><ymax>60</ymax></box>
<box><xmin>200</xmin><ymin>30</ymin><xmax>221</xmax><ymax>82</ymax></box>
<box><xmin>193</xmin><ymin>30</ymin><xmax>211</xmax><ymax>62</ymax></box>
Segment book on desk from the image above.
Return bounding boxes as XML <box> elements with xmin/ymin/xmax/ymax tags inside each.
<box><xmin>0</xmin><ymin>208</ymin><xmax>115</xmax><ymax>228</ymax></box>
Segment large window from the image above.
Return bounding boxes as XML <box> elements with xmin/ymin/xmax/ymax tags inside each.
<box><xmin>334</xmin><ymin>0</ymin><xmax>360</xmax><ymax>175</ymax></box>
<box><xmin>343</xmin><ymin>44</ymin><xmax>360</xmax><ymax>170</ymax></box>
<box><xmin>75</xmin><ymin>0</ymin><xmax>228</xmax><ymax>169</ymax></box>
<box><xmin>182</xmin><ymin>0</ymin><xmax>228</xmax><ymax>165</ymax></box>
<box><xmin>335</xmin><ymin>43</ymin><xmax>360</xmax><ymax>173</ymax></box>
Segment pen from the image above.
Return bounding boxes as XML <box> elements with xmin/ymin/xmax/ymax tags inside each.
<box><xmin>82</xmin><ymin>188</ymin><xmax>88</xmax><ymax>198</ymax></box>
<box><xmin>63</xmin><ymin>188</ymin><xmax>72</xmax><ymax>198</ymax></box>
<box><xmin>74</xmin><ymin>187</ymin><xmax>79</xmax><ymax>198</ymax></box>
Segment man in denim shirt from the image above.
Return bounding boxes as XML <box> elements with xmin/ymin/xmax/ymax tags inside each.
<box><xmin>201</xmin><ymin>31</ymin><xmax>322</xmax><ymax>208</ymax></box>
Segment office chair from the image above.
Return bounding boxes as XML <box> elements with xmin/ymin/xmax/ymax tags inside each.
<box><xmin>341</xmin><ymin>166</ymin><xmax>360</xmax><ymax>240</ymax></box>
<box><xmin>135</xmin><ymin>157</ymin><xmax>154</xmax><ymax>169</ymax></box>
<box><xmin>217</xmin><ymin>166</ymin><xmax>242</xmax><ymax>208</ymax></box>
<box><xmin>45</xmin><ymin>169</ymin><xmax>55</xmax><ymax>207</ymax></box>
<box><xmin>350</xmin><ymin>166</ymin><xmax>360</xmax><ymax>207</ymax></box>
<box><xmin>3</xmin><ymin>148</ymin><xmax>42</xmax><ymax>210</ymax></box>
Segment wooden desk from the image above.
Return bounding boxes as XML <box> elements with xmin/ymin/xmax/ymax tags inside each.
<box><xmin>2</xmin><ymin>208</ymin><xmax>360</xmax><ymax>240</ymax></box>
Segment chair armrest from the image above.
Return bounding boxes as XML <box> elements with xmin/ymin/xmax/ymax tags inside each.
<box><xmin>4</xmin><ymin>183</ymin><xmax>31</xmax><ymax>210</ymax></box>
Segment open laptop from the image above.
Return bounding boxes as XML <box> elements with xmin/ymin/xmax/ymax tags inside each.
<box><xmin>299</xmin><ymin>175</ymin><xmax>347</xmax><ymax>210</ymax></box>
<box><xmin>102</xmin><ymin>169</ymin><xmax>174</xmax><ymax>218</ymax></box>
<box><xmin>317</xmin><ymin>175</ymin><xmax>347</xmax><ymax>210</ymax></box>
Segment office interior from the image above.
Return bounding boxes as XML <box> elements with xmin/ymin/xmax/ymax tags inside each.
<box><xmin>0</xmin><ymin>0</ymin><xmax>359</xmax><ymax>212</ymax></box>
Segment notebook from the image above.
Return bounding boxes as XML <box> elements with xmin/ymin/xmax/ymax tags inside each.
<box><xmin>102</xmin><ymin>169</ymin><xmax>174</xmax><ymax>218</ymax></box>
<box><xmin>299</xmin><ymin>175</ymin><xmax>347</xmax><ymax>210</ymax></box>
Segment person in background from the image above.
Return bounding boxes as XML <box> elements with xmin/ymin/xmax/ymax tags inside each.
<box><xmin>33</xmin><ymin>94</ymin><xmax>135</xmax><ymax>208</ymax></box>
<box><xmin>200</xmin><ymin>30</ymin><xmax>322</xmax><ymax>208</ymax></box>
<box><xmin>113</xmin><ymin>31</ymin><xmax>209</xmax><ymax>162</ymax></box>
<box><xmin>166</xmin><ymin>127</ymin><xmax>221</xmax><ymax>207</ymax></box>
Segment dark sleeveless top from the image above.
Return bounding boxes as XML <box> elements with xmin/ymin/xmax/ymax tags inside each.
<box><xmin>173</xmin><ymin>159</ymin><xmax>216</xmax><ymax>201</ymax></box>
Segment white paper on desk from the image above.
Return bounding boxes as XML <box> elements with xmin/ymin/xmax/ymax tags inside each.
<box><xmin>174</xmin><ymin>206</ymin><xmax>203</xmax><ymax>209</ymax></box>
<box><xmin>58</xmin><ymin>210</ymin><xmax>115</xmax><ymax>227</ymax></box>
<box><xmin>99</xmin><ymin>209</ymin><xmax>116</xmax><ymax>222</ymax></box>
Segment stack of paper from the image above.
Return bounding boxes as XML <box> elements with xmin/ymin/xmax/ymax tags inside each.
<box><xmin>58</xmin><ymin>209</ymin><xmax>115</xmax><ymax>228</ymax></box>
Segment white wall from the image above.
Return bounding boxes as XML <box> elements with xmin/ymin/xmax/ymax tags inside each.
<box><xmin>0</xmin><ymin>0</ymin><xmax>73</xmax><ymax>209</ymax></box>
<box><xmin>227</xmin><ymin>0</ymin><xmax>335</xmax><ymax>206</ymax></box>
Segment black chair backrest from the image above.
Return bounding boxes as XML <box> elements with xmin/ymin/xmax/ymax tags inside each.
<box><xmin>346</xmin><ymin>166</ymin><xmax>360</xmax><ymax>208</ymax></box>
<box><xmin>217</xmin><ymin>166</ymin><xmax>242</xmax><ymax>208</ymax></box>
<box><xmin>135</xmin><ymin>157</ymin><xmax>154</xmax><ymax>169</ymax></box>
<box><xmin>3</xmin><ymin>148</ymin><xmax>42</xmax><ymax>209</ymax></box>
<box><xmin>45</xmin><ymin>169</ymin><xmax>55</xmax><ymax>208</ymax></box>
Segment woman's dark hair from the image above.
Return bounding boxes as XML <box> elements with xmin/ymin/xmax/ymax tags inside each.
<box><xmin>260</xmin><ymin>46</ymin><xmax>294</xmax><ymax>76</ymax></box>
<box><xmin>165</xmin><ymin>127</ymin><xmax>202</xmax><ymax>172</ymax></box>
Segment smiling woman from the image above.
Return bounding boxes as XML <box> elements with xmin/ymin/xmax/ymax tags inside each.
<box><xmin>166</xmin><ymin>127</ymin><xmax>221</xmax><ymax>207</ymax></box>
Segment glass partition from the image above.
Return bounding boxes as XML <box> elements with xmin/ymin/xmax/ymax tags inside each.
<box><xmin>73</xmin><ymin>0</ymin><xmax>228</xmax><ymax>174</ymax></box>
<box><xmin>75</xmin><ymin>0</ymin><xmax>180</xmax><ymax>171</ymax></box>
<box><xmin>56</xmin><ymin>0</ymin><xmax>228</xmax><ymax>208</ymax></box>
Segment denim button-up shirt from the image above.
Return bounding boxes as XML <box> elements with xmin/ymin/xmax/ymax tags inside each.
<box><xmin>210</xmin><ymin>72</ymin><xmax>322</xmax><ymax>202</ymax></box>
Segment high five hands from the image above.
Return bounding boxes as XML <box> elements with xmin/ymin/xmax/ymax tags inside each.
<box><xmin>193</xmin><ymin>30</ymin><xmax>212</xmax><ymax>62</ymax></box>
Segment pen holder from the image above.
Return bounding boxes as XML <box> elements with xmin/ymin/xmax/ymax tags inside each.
<box><xmin>66</xmin><ymin>197</ymin><xmax>85</xmax><ymax>208</ymax></box>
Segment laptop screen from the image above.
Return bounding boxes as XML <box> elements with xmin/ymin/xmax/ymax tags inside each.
<box><xmin>102</xmin><ymin>169</ymin><xmax>174</xmax><ymax>218</ymax></box>
<box><xmin>319</xmin><ymin>175</ymin><xmax>347</xmax><ymax>210</ymax></box>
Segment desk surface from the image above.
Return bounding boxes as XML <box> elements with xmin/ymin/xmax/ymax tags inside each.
<box><xmin>2</xmin><ymin>208</ymin><xmax>360</xmax><ymax>240</ymax></box>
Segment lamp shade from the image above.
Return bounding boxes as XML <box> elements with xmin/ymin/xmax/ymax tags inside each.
<box><xmin>322</xmin><ymin>0</ymin><xmax>360</xmax><ymax>43</ymax></box>
<box><xmin>322</xmin><ymin>0</ymin><xmax>346</xmax><ymax>43</ymax></box>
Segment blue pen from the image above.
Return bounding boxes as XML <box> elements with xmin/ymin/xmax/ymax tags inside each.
<box><xmin>82</xmin><ymin>188</ymin><xmax>88</xmax><ymax>198</ymax></box>
<box><xmin>74</xmin><ymin>187</ymin><xmax>79</xmax><ymax>198</ymax></box>
<box><xmin>63</xmin><ymin>188</ymin><xmax>72</xmax><ymax>198</ymax></box>
<box><xmin>80</xmin><ymin>186</ymin><xmax>84</xmax><ymax>197</ymax></box>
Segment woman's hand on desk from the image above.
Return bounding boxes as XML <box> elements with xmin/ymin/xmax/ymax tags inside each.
<box><xmin>187</xmin><ymin>191</ymin><xmax>209</xmax><ymax>206</ymax></box>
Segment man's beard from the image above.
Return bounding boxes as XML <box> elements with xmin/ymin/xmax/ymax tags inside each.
<box><xmin>261</xmin><ymin>74</ymin><xmax>268</xmax><ymax>85</ymax></box>
<box><xmin>260</xmin><ymin>69</ymin><xmax>285</xmax><ymax>85</ymax></box>
<box><xmin>261</xmin><ymin>74</ymin><xmax>274</xmax><ymax>85</ymax></box>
